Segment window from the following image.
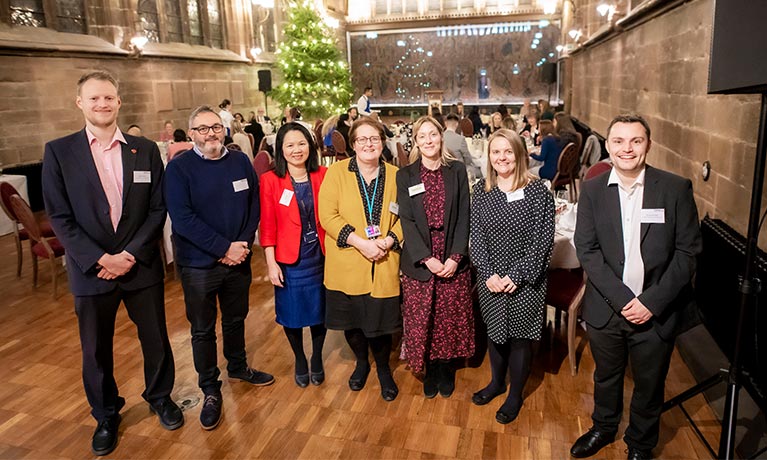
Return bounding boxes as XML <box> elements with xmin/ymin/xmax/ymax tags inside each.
<box><xmin>138</xmin><ymin>0</ymin><xmax>160</xmax><ymax>42</ymax></box>
<box><xmin>252</xmin><ymin>4</ymin><xmax>277</xmax><ymax>53</ymax></box>
<box><xmin>206</xmin><ymin>0</ymin><xmax>223</xmax><ymax>49</ymax></box>
<box><xmin>163</xmin><ymin>0</ymin><xmax>183</xmax><ymax>43</ymax></box>
<box><xmin>187</xmin><ymin>0</ymin><xmax>204</xmax><ymax>45</ymax></box>
<box><xmin>10</xmin><ymin>0</ymin><xmax>45</xmax><ymax>27</ymax></box>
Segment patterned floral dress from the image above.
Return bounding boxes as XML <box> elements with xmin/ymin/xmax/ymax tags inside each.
<box><xmin>401</xmin><ymin>164</ymin><xmax>475</xmax><ymax>374</ymax></box>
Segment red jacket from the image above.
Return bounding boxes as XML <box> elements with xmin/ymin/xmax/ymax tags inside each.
<box><xmin>259</xmin><ymin>167</ymin><xmax>327</xmax><ymax>263</ymax></box>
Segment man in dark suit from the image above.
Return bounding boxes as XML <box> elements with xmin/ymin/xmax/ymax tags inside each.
<box><xmin>42</xmin><ymin>71</ymin><xmax>182</xmax><ymax>457</ymax></box>
<box><xmin>571</xmin><ymin>114</ymin><xmax>701</xmax><ymax>460</ymax></box>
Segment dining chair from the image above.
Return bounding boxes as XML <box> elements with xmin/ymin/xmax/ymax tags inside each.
<box><xmin>0</xmin><ymin>182</ymin><xmax>55</xmax><ymax>277</ymax></box>
<box><xmin>550</xmin><ymin>142</ymin><xmax>579</xmax><ymax>202</ymax></box>
<box><xmin>584</xmin><ymin>161</ymin><xmax>613</xmax><ymax>181</ymax></box>
<box><xmin>10</xmin><ymin>194</ymin><xmax>65</xmax><ymax>298</ymax></box>
<box><xmin>252</xmin><ymin>150</ymin><xmax>274</xmax><ymax>177</ymax></box>
<box><xmin>459</xmin><ymin>118</ymin><xmax>474</xmax><ymax>137</ymax></box>
<box><xmin>331</xmin><ymin>131</ymin><xmax>348</xmax><ymax>161</ymax></box>
<box><xmin>546</xmin><ymin>267</ymin><xmax>587</xmax><ymax>375</ymax></box>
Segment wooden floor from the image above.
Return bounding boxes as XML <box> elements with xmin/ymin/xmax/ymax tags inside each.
<box><xmin>0</xmin><ymin>234</ymin><xmax>721</xmax><ymax>459</ymax></box>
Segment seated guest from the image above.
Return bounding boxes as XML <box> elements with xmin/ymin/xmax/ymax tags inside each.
<box><xmin>529</xmin><ymin>113</ymin><xmax>579</xmax><ymax>180</ymax></box>
<box><xmin>522</xmin><ymin>112</ymin><xmax>539</xmax><ymax>140</ymax></box>
<box><xmin>444</xmin><ymin>114</ymin><xmax>481</xmax><ymax>179</ymax></box>
<box><xmin>518</xmin><ymin>99</ymin><xmax>532</xmax><ymax>121</ymax></box>
<box><xmin>231</xmin><ymin>120</ymin><xmax>254</xmax><ymax>161</ymax></box>
<box><xmin>126</xmin><ymin>124</ymin><xmax>142</xmax><ymax>137</ymax></box>
<box><xmin>496</xmin><ymin>104</ymin><xmax>509</xmax><ymax>119</ymax></box>
<box><xmin>489</xmin><ymin>112</ymin><xmax>503</xmax><ymax>134</ymax></box>
<box><xmin>159</xmin><ymin>120</ymin><xmax>174</xmax><ymax>142</ymax></box>
<box><xmin>538</xmin><ymin>100</ymin><xmax>555</xmax><ymax>121</ymax></box>
<box><xmin>167</xmin><ymin>129</ymin><xmax>194</xmax><ymax>161</ymax></box>
<box><xmin>502</xmin><ymin>116</ymin><xmax>517</xmax><ymax>132</ymax></box>
<box><xmin>244</xmin><ymin>117</ymin><xmax>265</xmax><ymax>153</ymax></box>
<box><xmin>468</xmin><ymin>107</ymin><xmax>487</xmax><ymax>136</ymax></box>
<box><xmin>431</xmin><ymin>110</ymin><xmax>446</xmax><ymax>130</ymax></box>
<box><xmin>335</xmin><ymin>113</ymin><xmax>353</xmax><ymax>156</ymax></box>
<box><xmin>322</xmin><ymin>115</ymin><xmax>339</xmax><ymax>150</ymax></box>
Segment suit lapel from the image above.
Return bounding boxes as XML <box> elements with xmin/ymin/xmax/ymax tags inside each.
<box><xmin>640</xmin><ymin>166</ymin><xmax>658</xmax><ymax>243</ymax></box>
<box><xmin>71</xmin><ymin>130</ymin><xmax>110</xmax><ymax>208</ymax></box>
<box><xmin>603</xmin><ymin>176</ymin><xmax>624</xmax><ymax>246</ymax></box>
<box><xmin>121</xmin><ymin>141</ymin><xmax>136</xmax><ymax>205</ymax></box>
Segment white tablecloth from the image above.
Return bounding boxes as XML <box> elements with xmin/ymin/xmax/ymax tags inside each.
<box><xmin>466</xmin><ymin>137</ymin><xmax>488</xmax><ymax>178</ymax></box>
<box><xmin>0</xmin><ymin>174</ymin><xmax>29</xmax><ymax>236</ymax></box>
<box><xmin>550</xmin><ymin>201</ymin><xmax>579</xmax><ymax>269</ymax></box>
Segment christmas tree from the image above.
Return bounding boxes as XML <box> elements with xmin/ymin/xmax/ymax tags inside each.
<box><xmin>270</xmin><ymin>1</ymin><xmax>353</xmax><ymax>120</ymax></box>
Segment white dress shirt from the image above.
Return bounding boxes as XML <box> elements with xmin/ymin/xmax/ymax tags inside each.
<box><xmin>608</xmin><ymin>167</ymin><xmax>646</xmax><ymax>297</ymax></box>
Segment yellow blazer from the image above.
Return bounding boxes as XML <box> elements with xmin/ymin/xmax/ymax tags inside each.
<box><xmin>318</xmin><ymin>158</ymin><xmax>402</xmax><ymax>298</ymax></box>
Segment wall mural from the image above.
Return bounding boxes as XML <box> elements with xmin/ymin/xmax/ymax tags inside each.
<box><xmin>349</xmin><ymin>21</ymin><xmax>561</xmax><ymax>106</ymax></box>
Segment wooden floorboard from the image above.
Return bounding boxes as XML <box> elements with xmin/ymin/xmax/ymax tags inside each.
<box><xmin>0</xmin><ymin>233</ymin><xmax>719</xmax><ymax>459</ymax></box>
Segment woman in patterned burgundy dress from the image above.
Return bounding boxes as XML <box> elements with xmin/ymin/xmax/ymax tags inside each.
<box><xmin>396</xmin><ymin>116</ymin><xmax>474</xmax><ymax>398</ymax></box>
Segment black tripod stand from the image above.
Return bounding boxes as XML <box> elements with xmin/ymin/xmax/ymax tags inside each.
<box><xmin>663</xmin><ymin>93</ymin><xmax>767</xmax><ymax>459</ymax></box>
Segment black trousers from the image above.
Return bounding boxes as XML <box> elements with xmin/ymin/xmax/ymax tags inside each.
<box><xmin>74</xmin><ymin>282</ymin><xmax>174</xmax><ymax>422</ymax></box>
<box><xmin>180</xmin><ymin>263</ymin><xmax>251</xmax><ymax>395</ymax></box>
<box><xmin>587</xmin><ymin>312</ymin><xmax>674</xmax><ymax>451</ymax></box>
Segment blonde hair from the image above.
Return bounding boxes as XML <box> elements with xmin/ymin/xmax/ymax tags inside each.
<box><xmin>408</xmin><ymin>116</ymin><xmax>454</xmax><ymax>165</ymax></box>
<box><xmin>231</xmin><ymin>120</ymin><xmax>244</xmax><ymax>134</ymax></box>
<box><xmin>322</xmin><ymin>114</ymin><xmax>339</xmax><ymax>138</ymax></box>
<box><xmin>484</xmin><ymin>129</ymin><xmax>534</xmax><ymax>192</ymax></box>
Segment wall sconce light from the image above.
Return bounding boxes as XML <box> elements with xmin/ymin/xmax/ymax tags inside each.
<box><xmin>250</xmin><ymin>47</ymin><xmax>263</xmax><ymax>60</ymax></box>
<box><xmin>597</xmin><ymin>3</ymin><xmax>617</xmax><ymax>21</ymax></box>
<box><xmin>129</xmin><ymin>35</ymin><xmax>148</xmax><ymax>57</ymax></box>
<box><xmin>568</xmin><ymin>29</ymin><xmax>582</xmax><ymax>41</ymax></box>
<box><xmin>539</xmin><ymin>0</ymin><xmax>557</xmax><ymax>15</ymax></box>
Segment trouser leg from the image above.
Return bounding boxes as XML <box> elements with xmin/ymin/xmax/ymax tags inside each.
<box><xmin>587</xmin><ymin>313</ymin><xmax>629</xmax><ymax>434</ymax></box>
<box><xmin>218</xmin><ymin>264</ymin><xmax>251</xmax><ymax>374</ymax></box>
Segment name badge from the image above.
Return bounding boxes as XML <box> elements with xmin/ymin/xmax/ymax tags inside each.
<box><xmin>279</xmin><ymin>189</ymin><xmax>294</xmax><ymax>206</ymax></box>
<box><xmin>389</xmin><ymin>202</ymin><xmax>399</xmax><ymax>215</ymax></box>
<box><xmin>133</xmin><ymin>171</ymin><xmax>151</xmax><ymax>183</ymax></box>
<box><xmin>233</xmin><ymin>178</ymin><xmax>249</xmax><ymax>193</ymax></box>
<box><xmin>365</xmin><ymin>225</ymin><xmax>382</xmax><ymax>238</ymax></box>
<box><xmin>641</xmin><ymin>208</ymin><xmax>665</xmax><ymax>224</ymax></box>
<box><xmin>506</xmin><ymin>189</ymin><xmax>525</xmax><ymax>202</ymax></box>
<box><xmin>303</xmin><ymin>229</ymin><xmax>318</xmax><ymax>243</ymax></box>
<box><xmin>408</xmin><ymin>183</ymin><xmax>426</xmax><ymax>197</ymax></box>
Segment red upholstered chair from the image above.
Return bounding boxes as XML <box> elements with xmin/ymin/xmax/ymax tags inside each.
<box><xmin>331</xmin><ymin>131</ymin><xmax>348</xmax><ymax>161</ymax></box>
<box><xmin>546</xmin><ymin>267</ymin><xmax>587</xmax><ymax>375</ymax></box>
<box><xmin>10</xmin><ymin>194</ymin><xmax>66</xmax><ymax>298</ymax></box>
<box><xmin>459</xmin><ymin>118</ymin><xmax>474</xmax><ymax>137</ymax></box>
<box><xmin>253</xmin><ymin>150</ymin><xmax>274</xmax><ymax>177</ymax></box>
<box><xmin>584</xmin><ymin>161</ymin><xmax>613</xmax><ymax>181</ymax></box>
<box><xmin>0</xmin><ymin>182</ymin><xmax>55</xmax><ymax>277</ymax></box>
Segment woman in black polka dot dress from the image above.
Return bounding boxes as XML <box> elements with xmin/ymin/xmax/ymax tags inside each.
<box><xmin>469</xmin><ymin>129</ymin><xmax>555</xmax><ymax>425</ymax></box>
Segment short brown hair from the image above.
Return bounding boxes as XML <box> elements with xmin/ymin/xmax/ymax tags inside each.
<box><xmin>607</xmin><ymin>113</ymin><xmax>652</xmax><ymax>140</ymax></box>
<box><xmin>349</xmin><ymin>117</ymin><xmax>386</xmax><ymax>149</ymax></box>
<box><xmin>485</xmin><ymin>129</ymin><xmax>533</xmax><ymax>192</ymax></box>
<box><xmin>77</xmin><ymin>71</ymin><xmax>118</xmax><ymax>95</ymax></box>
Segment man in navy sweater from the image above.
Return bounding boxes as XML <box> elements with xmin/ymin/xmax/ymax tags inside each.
<box><xmin>164</xmin><ymin>105</ymin><xmax>274</xmax><ymax>431</ymax></box>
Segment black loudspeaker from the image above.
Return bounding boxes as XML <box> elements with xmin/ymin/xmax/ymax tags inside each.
<box><xmin>540</xmin><ymin>63</ymin><xmax>556</xmax><ymax>85</ymax></box>
<box><xmin>258</xmin><ymin>69</ymin><xmax>272</xmax><ymax>92</ymax></box>
<box><xmin>708</xmin><ymin>0</ymin><xmax>767</xmax><ymax>94</ymax></box>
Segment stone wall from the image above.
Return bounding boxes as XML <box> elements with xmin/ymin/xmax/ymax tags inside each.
<box><xmin>569</xmin><ymin>0</ymin><xmax>762</xmax><ymax>243</ymax></box>
<box><xmin>0</xmin><ymin>53</ymin><xmax>270</xmax><ymax>167</ymax></box>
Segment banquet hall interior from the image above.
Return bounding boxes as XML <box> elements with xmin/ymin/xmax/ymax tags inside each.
<box><xmin>0</xmin><ymin>0</ymin><xmax>766</xmax><ymax>458</ymax></box>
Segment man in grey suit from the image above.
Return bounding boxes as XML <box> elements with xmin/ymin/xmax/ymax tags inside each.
<box><xmin>571</xmin><ymin>114</ymin><xmax>701</xmax><ymax>460</ymax></box>
<box><xmin>443</xmin><ymin>113</ymin><xmax>481</xmax><ymax>180</ymax></box>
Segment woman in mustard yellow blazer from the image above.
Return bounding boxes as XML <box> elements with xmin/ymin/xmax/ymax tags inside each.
<box><xmin>318</xmin><ymin>117</ymin><xmax>403</xmax><ymax>402</ymax></box>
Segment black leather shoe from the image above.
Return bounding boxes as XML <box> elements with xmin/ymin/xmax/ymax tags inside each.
<box><xmin>310</xmin><ymin>370</ymin><xmax>325</xmax><ymax>386</ymax></box>
<box><xmin>378</xmin><ymin>370</ymin><xmax>399</xmax><ymax>402</ymax></box>
<box><xmin>149</xmin><ymin>397</ymin><xmax>184</xmax><ymax>430</ymax></box>
<box><xmin>92</xmin><ymin>414</ymin><xmax>121</xmax><ymax>456</ymax></box>
<box><xmin>627</xmin><ymin>447</ymin><xmax>653</xmax><ymax>460</ymax></box>
<box><xmin>348</xmin><ymin>364</ymin><xmax>370</xmax><ymax>391</ymax></box>
<box><xmin>423</xmin><ymin>367</ymin><xmax>439</xmax><ymax>399</ymax></box>
<box><xmin>229</xmin><ymin>367</ymin><xmax>275</xmax><ymax>386</ymax></box>
<box><xmin>295</xmin><ymin>373</ymin><xmax>310</xmax><ymax>388</ymax></box>
<box><xmin>199</xmin><ymin>394</ymin><xmax>223</xmax><ymax>430</ymax></box>
<box><xmin>570</xmin><ymin>428</ymin><xmax>616</xmax><ymax>458</ymax></box>
<box><xmin>471</xmin><ymin>387</ymin><xmax>506</xmax><ymax>406</ymax></box>
<box><xmin>495</xmin><ymin>408</ymin><xmax>520</xmax><ymax>425</ymax></box>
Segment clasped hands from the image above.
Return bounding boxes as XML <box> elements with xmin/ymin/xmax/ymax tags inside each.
<box><xmin>425</xmin><ymin>257</ymin><xmax>458</xmax><ymax>278</ymax></box>
<box><xmin>355</xmin><ymin>236</ymin><xmax>394</xmax><ymax>262</ymax></box>
<box><xmin>220</xmin><ymin>242</ymin><xmax>250</xmax><ymax>266</ymax></box>
<box><xmin>621</xmin><ymin>297</ymin><xmax>653</xmax><ymax>325</ymax></box>
<box><xmin>97</xmin><ymin>251</ymin><xmax>136</xmax><ymax>280</ymax></box>
<box><xmin>485</xmin><ymin>274</ymin><xmax>517</xmax><ymax>293</ymax></box>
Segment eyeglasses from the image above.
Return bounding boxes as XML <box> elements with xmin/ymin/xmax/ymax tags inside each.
<box><xmin>191</xmin><ymin>124</ymin><xmax>224</xmax><ymax>135</ymax></box>
<box><xmin>354</xmin><ymin>136</ymin><xmax>382</xmax><ymax>145</ymax></box>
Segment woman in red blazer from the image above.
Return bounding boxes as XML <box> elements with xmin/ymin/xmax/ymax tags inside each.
<box><xmin>259</xmin><ymin>122</ymin><xmax>328</xmax><ymax>387</ymax></box>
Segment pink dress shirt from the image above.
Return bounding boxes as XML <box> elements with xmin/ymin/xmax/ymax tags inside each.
<box><xmin>86</xmin><ymin>128</ymin><xmax>126</xmax><ymax>231</ymax></box>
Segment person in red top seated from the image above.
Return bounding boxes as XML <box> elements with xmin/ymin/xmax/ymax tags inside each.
<box><xmin>259</xmin><ymin>122</ymin><xmax>328</xmax><ymax>388</ymax></box>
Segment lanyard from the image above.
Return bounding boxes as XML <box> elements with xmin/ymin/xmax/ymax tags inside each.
<box><xmin>358</xmin><ymin>168</ymin><xmax>379</xmax><ymax>224</ymax></box>
<box><xmin>290</xmin><ymin>175</ymin><xmax>315</xmax><ymax>233</ymax></box>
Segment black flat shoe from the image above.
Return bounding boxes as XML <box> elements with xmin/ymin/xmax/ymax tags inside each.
<box><xmin>295</xmin><ymin>373</ymin><xmax>310</xmax><ymax>388</ymax></box>
<box><xmin>438</xmin><ymin>362</ymin><xmax>456</xmax><ymax>398</ymax></box>
<box><xmin>91</xmin><ymin>414</ymin><xmax>121</xmax><ymax>456</ymax></box>
<box><xmin>378</xmin><ymin>370</ymin><xmax>399</xmax><ymax>402</ymax></box>
<box><xmin>348</xmin><ymin>365</ymin><xmax>370</xmax><ymax>391</ymax></box>
<box><xmin>570</xmin><ymin>428</ymin><xmax>616</xmax><ymax>458</ymax></box>
<box><xmin>149</xmin><ymin>397</ymin><xmax>184</xmax><ymax>430</ymax></box>
<box><xmin>310</xmin><ymin>370</ymin><xmax>325</xmax><ymax>386</ymax></box>
<box><xmin>471</xmin><ymin>388</ymin><xmax>506</xmax><ymax>406</ymax></box>
<box><xmin>495</xmin><ymin>408</ymin><xmax>520</xmax><ymax>424</ymax></box>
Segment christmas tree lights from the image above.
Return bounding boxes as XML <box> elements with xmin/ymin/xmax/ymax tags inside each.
<box><xmin>270</xmin><ymin>1</ymin><xmax>353</xmax><ymax>120</ymax></box>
